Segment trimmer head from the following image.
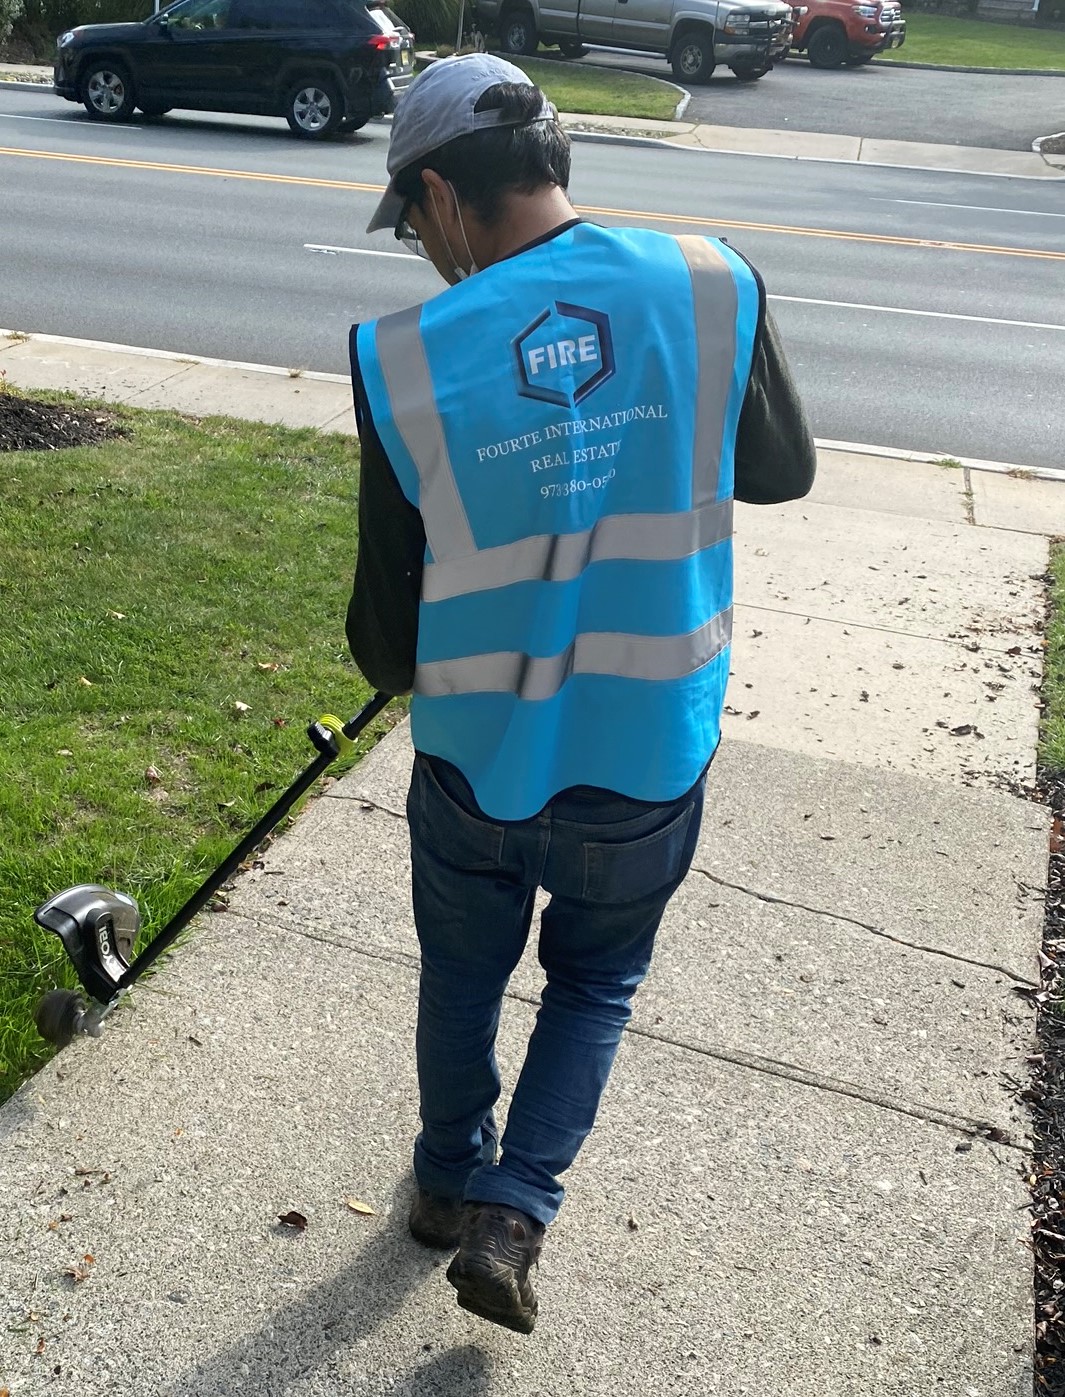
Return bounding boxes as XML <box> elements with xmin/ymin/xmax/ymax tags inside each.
<box><xmin>34</xmin><ymin>884</ymin><xmax>141</xmax><ymax>1006</ymax></box>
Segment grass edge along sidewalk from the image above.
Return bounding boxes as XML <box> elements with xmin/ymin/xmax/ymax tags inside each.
<box><xmin>0</xmin><ymin>392</ymin><xmax>395</xmax><ymax>1103</ymax></box>
<box><xmin>1042</xmin><ymin>544</ymin><xmax>1065</xmax><ymax>778</ymax></box>
<box><xmin>878</xmin><ymin>13</ymin><xmax>1065</xmax><ymax>71</ymax></box>
<box><xmin>1031</xmin><ymin>539</ymin><xmax>1065</xmax><ymax>1392</ymax></box>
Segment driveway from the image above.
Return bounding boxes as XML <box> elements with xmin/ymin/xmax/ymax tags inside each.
<box><xmin>573</xmin><ymin>48</ymin><xmax>1062</xmax><ymax>150</ymax></box>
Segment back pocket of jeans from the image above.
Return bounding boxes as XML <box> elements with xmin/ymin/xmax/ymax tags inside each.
<box><xmin>412</xmin><ymin>756</ymin><xmax>505</xmax><ymax>872</ymax></box>
<box><xmin>581</xmin><ymin>801</ymin><xmax>696</xmax><ymax>905</ymax></box>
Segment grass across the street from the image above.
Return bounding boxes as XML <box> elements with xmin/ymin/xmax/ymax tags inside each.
<box><xmin>0</xmin><ymin>397</ymin><xmax>383</xmax><ymax>1101</ymax></box>
<box><xmin>879</xmin><ymin>13</ymin><xmax>1065</xmax><ymax>70</ymax></box>
<box><xmin>501</xmin><ymin>54</ymin><xmax>679</xmax><ymax>120</ymax></box>
<box><xmin>421</xmin><ymin>50</ymin><xmax>678</xmax><ymax>118</ymax></box>
<box><xmin>1043</xmin><ymin>543</ymin><xmax>1065</xmax><ymax>778</ymax></box>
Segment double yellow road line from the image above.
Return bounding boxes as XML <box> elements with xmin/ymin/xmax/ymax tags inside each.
<box><xmin>3</xmin><ymin>143</ymin><xmax>1063</xmax><ymax>263</ymax></box>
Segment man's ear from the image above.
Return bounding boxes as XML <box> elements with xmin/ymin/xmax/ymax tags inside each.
<box><xmin>420</xmin><ymin>169</ymin><xmax>451</xmax><ymax>224</ymax></box>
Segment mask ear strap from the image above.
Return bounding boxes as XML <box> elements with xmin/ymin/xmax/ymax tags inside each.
<box><xmin>447</xmin><ymin>181</ymin><xmax>479</xmax><ymax>278</ymax></box>
<box><xmin>428</xmin><ymin>183</ymin><xmax>469</xmax><ymax>282</ymax></box>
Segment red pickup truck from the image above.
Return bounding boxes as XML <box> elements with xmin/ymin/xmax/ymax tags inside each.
<box><xmin>790</xmin><ymin>0</ymin><xmax>905</xmax><ymax>67</ymax></box>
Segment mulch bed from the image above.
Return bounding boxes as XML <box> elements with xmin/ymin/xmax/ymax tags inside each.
<box><xmin>0</xmin><ymin>393</ymin><xmax>120</xmax><ymax>452</ymax></box>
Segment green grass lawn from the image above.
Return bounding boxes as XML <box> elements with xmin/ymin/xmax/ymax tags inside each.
<box><xmin>879</xmin><ymin>13</ymin><xmax>1065</xmax><ymax>70</ymax></box>
<box><xmin>425</xmin><ymin>50</ymin><xmax>679</xmax><ymax>119</ymax></box>
<box><xmin>0</xmin><ymin>398</ymin><xmax>391</xmax><ymax>1102</ymax></box>
<box><xmin>518</xmin><ymin>55</ymin><xmax>680</xmax><ymax>120</ymax></box>
<box><xmin>1042</xmin><ymin>544</ymin><xmax>1065</xmax><ymax>779</ymax></box>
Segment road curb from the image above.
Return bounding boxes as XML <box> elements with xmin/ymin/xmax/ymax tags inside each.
<box><xmin>815</xmin><ymin>437</ymin><xmax>1065</xmax><ymax>484</ymax></box>
<box><xmin>870</xmin><ymin>57</ymin><xmax>1065</xmax><ymax>75</ymax></box>
<box><xmin>0</xmin><ymin>79</ymin><xmax>52</xmax><ymax>92</ymax></box>
<box><xmin>5</xmin><ymin>328</ymin><xmax>1062</xmax><ymax>482</ymax></box>
<box><xmin>562</xmin><ymin>127</ymin><xmax>1065</xmax><ymax>180</ymax></box>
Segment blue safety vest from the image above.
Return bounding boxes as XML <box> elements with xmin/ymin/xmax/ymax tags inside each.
<box><xmin>354</xmin><ymin>222</ymin><xmax>761</xmax><ymax>820</ymax></box>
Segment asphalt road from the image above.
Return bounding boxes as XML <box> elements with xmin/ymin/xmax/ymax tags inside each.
<box><xmin>570</xmin><ymin>48</ymin><xmax>1062</xmax><ymax>151</ymax></box>
<box><xmin>1</xmin><ymin>88</ymin><xmax>1064</xmax><ymax>468</ymax></box>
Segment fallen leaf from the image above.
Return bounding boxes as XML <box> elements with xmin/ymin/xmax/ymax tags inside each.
<box><xmin>56</xmin><ymin>748</ymin><xmax>73</xmax><ymax>757</ymax></box>
<box><xmin>626</xmin><ymin>1214</ymin><xmax>639</xmax><ymax>1231</ymax></box>
<box><xmin>256</xmin><ymin>662</ymin><xmax>279</xmax><ymax>673</ymax></box>
<box><xmin>233</xmin><ymin>700</ymin><xmax>251</xmax><ymax>716</ymax></box>
<box><xmin>272</xmin><ymin>717</ymin><xmax>287</xmax><ymax>729</ymax></box>
<box><xmin>145</xmin><ymin>765</ymin><xmax>162</xmax><ymax>785</ymax></box>
<box><xmin>277</xmin><ymin>1210</ymin><xmax>308</xmax><ymax>1231</ymax></box>
<box><xmin>62</xmin><ymin>1259</ymin><xmax>92</xmax><ymax>1283</ymax></box>
<box><xmin>77</xmin><ymin>676</ymin><xmax>93</xmax><ymax>687</ymax></box>
<box><xmin>107</xmin><ymin>610</ymin><xmax>126</xmax><ymax>620</ymax></box>
<box><xmin>35</xmin><ymin>1336</ymin><xmax>45</xmax><ymax>1354</ymax></box>
<box><xmin>746</xmin><ymin>710</ymin><xmax>760</xmax><ymax>720</ymax></box>
<box><xmin>254</xmin><ymin>781</ymin><xmax>275</xmax><ymax>794</ymax></box>
<box><xmin>344</xmin><ymin>1197</ymin><xmax>376</xmax><ymax>1216</ymax></box>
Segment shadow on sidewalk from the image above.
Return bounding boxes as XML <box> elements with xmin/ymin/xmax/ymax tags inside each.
<box><xmin>159</xmin><ymin>1180</ymin><xmax>496</xmax><ymax>1397</ymax></box>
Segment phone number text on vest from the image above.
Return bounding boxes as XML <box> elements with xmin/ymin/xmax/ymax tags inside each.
<box><xmin>541</xmin><ymin>468</ymin><xmax>617</xmax><ymax>499</ymax></box>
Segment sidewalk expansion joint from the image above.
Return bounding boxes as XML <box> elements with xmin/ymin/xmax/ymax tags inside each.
<box><xmin>737</xmin><ymin>601</ymin><xmax>1033</xmax><ymax>657</ymax></box>
<box><xmin>234</xmin><ymin>904</ymin><xmax>1024</xmax><ymax>1149</ymax></box>
<box><xmin>688</xmin><ymin>864</ymin><xmax>1037</xmax><ymax>986</ymax></box>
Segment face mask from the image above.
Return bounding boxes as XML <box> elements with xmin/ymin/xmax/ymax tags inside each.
<box><xmin>432</xmin><ymin>182</ymin><xmax>479</xmax><ymax>282</ymax></box>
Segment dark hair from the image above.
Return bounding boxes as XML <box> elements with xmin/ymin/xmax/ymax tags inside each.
<box><xmin>392</xmin><ymin>82</ymin><xmax>571</xmax><ymax>224</ymax></box>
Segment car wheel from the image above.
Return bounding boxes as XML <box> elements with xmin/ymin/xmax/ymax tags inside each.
<box><xmin>500</xmin><ymin>8</ymin><xmax>538</xmax><ymax>56</ymax></box>
<box><xmin>138</xmin><ymin>102</ymin><xmax>172</xmax><ymax>118</ymax></box>
<box><xmin>285</xmin><ymin>78</ymin><xmax>344</xmax><ymax>139</ymax></box>
<box><xmin>557</xmin><ymin>39</ymin><xmax>587</xmax><ymax>58</ymax></box>
<box><xmin>80</xmin><ymin>61</ymin><xmax>137</xmax><ymax>122</ymax></box>
<box><xmin>671</xmin><ymin>29</ymin><xmax>715</xmax><ymax>83</ymax></box>
<box><xmin>807</xmin><ymin>24</ymin><xmax>848</xmax><ymax>67</ymax></box>
<box><xmin>337</xmin><ymin>115</ymin><xmax>369</xmax><ymax>134</ymax></box>
<box><xmin>730</xmin><ymin>62</ymin><xmax>770</xmax><ymax>80</ymax></box>
<box><xmin>845</xmin><ymin>52</ymin><xmax>875</xmax><ymax>64</ymax></box>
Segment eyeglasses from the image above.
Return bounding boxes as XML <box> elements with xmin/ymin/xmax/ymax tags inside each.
<box><xmin>395</xmin><ymin>201</ymin><xmax>431</xmax><ymax>261</ymax></box>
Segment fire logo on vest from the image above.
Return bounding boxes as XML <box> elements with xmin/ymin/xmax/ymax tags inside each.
<box><xmin>513</xmin><ymin>303</ymin><xmax>616</xmax><ymax>409</ymax></box>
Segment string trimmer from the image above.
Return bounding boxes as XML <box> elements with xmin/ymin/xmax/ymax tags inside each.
<box><xmin>33</xmin><ymin>691</ymin><xmax>389</xmax><ymax>1047</ymax></box>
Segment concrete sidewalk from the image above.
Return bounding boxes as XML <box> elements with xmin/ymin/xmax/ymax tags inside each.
<box><xmin>1</xmin><ymin>338</ymin><xmax>1061</xmax><ymax>1395</ymax></box>
<box><xmin>3</xmin><ymin>64</ymin><xmax>1061</xmax><ymax>176</ymax></box>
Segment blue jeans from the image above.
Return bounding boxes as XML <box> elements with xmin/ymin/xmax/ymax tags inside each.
<box><xmin>406</xmin><ymin>752</ymin><xmax>706</xmax><ymax>1227</ymax></box>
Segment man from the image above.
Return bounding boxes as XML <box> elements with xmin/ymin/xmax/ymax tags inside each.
<box><xmin>347</xmin><ymin>54</ymin><xmax>815</xmax><ymax>1336</ymax></box>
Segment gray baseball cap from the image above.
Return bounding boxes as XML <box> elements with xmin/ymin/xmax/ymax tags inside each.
<box><xmin>366</xmin><ymin>53</ymin><xmax>555</xmax><ymax>234</ymax></box>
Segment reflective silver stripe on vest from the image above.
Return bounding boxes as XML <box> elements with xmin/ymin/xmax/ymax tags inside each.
<box><xmin>415</xmin><ymin>606</ymin><xmax>733</xmax><ymax>701</ymax></box>
<box><xmin>375</xmin><ymin>308</ymin><xmax>475</xmax><ymax>561</ymax></box>
<box><xmin>674</xmin><ymin>236</ymin><xmax>739</xmax><ymax>510</ymax></box>
<box><xmin>422</xmin><ymin>497</ymin><xmax>733</xmax><ymax>603</ymax></box>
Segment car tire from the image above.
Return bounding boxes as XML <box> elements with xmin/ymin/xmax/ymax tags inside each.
<box><xmin>138</xmin><ymin>102</ymin><xmax>172</xmax><ymax>118</ymax></box>
<box><xmin>730</xmin><ymin>62</ymin><xmax>770</xmax><ymax>80</ymax></box>
<box><xmin>807</xmin><ymin>24</ymin><xmax>848</xmax><ymax>67</ymax></box>
<box><xmin>500</xmin><ymin>8</ymin><xmax>538</xmax><ymax>56</ymax></box>
<box><xmin>80</xmin><ymin>60</ymin><xmax>137</xmax><ymax>122</ymax></box>
<box><xmin>671</xmin><ymin>29</ymin><xmax>715</xmax><ymax>84</ymax></box>
<box><xmin>557</xmin><ymin>39</ymin><xmax>587</xmax><ymax>58</ymax></box>
<box><xmin>284</xmin><ymin>77</ymin><xmax>344</xmax><ymax>139</ymax></box>
<box><xmin>338</xmin><ymin>115</ymin><xmax>369</xmax><ymax>134</ymax></box>
<box><xmin>845</xmin><ymin>52</ymin><xmax>875</xmax><ymax>64</ymax></box>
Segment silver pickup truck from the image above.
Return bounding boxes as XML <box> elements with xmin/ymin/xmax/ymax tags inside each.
<box><xmin>473</xmin><ymin>0</ymin><xmax>793</xmax><ymax>83</ymax></box>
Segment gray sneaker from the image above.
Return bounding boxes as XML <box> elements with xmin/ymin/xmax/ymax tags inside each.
<box><xmin>445</xmin><ymin>1203</ymin><xmax>545</xmax><ymax>1334</ymax></box>
<box><xmin>408</xmin><ymin>1189</ymin><xmax>463</xmax><ymax>1249</ymax></box>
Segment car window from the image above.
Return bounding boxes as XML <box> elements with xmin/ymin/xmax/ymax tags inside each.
<box><xmin>229</xmin><ymin>0</ymin><xmax>313</xmax><ymax>27</ymax></box>
<box><xmin>166</xmin><ymin>0</ymin><xmax>232</xmax><ymax>30</ymax></box>
<box><xmin>330</xmin><ymin>0</ymin><xmax>395</xmax><ymax>30</ymax></box>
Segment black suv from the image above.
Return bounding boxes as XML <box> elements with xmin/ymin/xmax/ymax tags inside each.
<box><xmin>54</xmin><ymin>0</ymin><xmax>414</xmax><ymax>138</ymax></box>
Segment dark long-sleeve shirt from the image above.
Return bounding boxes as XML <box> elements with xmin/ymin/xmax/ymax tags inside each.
<box><xmin>347</xmin><ymin>239</ymin><xmax>816</xmax><ymax>697</ymax></box>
